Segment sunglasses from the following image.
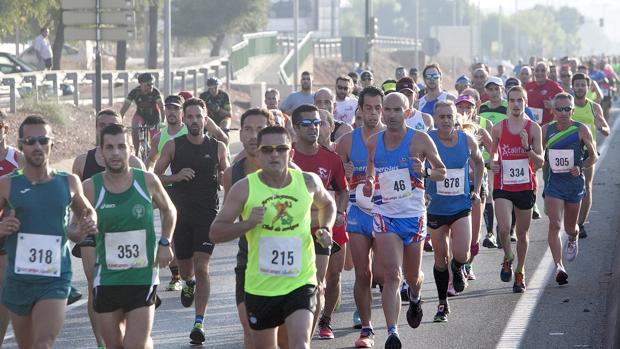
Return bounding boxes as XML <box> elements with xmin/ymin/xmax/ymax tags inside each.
<box><xmin>298</xmin><ymin>119</ymin><xmax>322</xmax><ymax>127</ymax></box>
<box><xmin>425</xmin><ymin>74</ymin><xmax>440</xmax><ymax>80</ymax></box>
<box><xmin>259</xmin><ymin>145</ymin><xmax>290</xmax><ymax>154</ymax></box>
<box><xmin>20</xmin><ymin>136</ymin><xmax>52</xmax><ymax>146</ymax></box>
<box><xmin>361</xmin><ymin>77</ymin><xmax>372</xmax><ymax>81</ymax></box>
<box><xmin>555</xmin><ymin>106</ymin><xmax>573</xmax><ymax>112</ymax></box>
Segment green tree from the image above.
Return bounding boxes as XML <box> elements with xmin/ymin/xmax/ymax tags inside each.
<box><xmin>172</xmin><ymin>0</ymin><xmax>269</xmax><ymax>56</ymax></box>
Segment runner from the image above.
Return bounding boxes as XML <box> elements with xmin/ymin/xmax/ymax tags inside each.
<box><xmin>427</xmin><ymin>100</ymin><xmax>484</xmax><ymax>321</ymax></box>
<box><xmin>519</xmin><ymin>66</ymin><xmax>533</xmax><ymax>86</ymax></box>
<box><xmin>281</xmin><ymin>71</ymin><xmax>315</xmax><ymax>115</ymax></box>
<box><xmin>119</xmin><ymin>73</ymin><xmax>165</xmax><ymax>157</ymax></box>
<box><xmin>221</xmin><ymin>108</ymin><xmax>274</xmax><ymax>349</ymax></box>
<box><xmin>363</xmin><ymin>92</ymin><xmax>446</xmax><ymax>348</ymax></box>
<box><xmin>154</xmin><ymin>97</ymin><xmax>229</xmax><ymax>345</ymax></box>
<box><xmin>418</xmin><ymin>63</ymin><xmax>455</xmax><ymax>116</ymax></box>
<box><xmin>524</xmin><ymin>62</ymin><xmax>564</xmax><ymax>125</ymax></box>
<box><xmin>290</xmin><ymin>104</ymin><xmax>349</xmax><ymax>340</ymax></box>
<box><xmin>0</xmin><ymin>111</ymin><xmax>22</xmax><ymax>347</ymax></box>
<box><xmin>334</xmin><ymin>75</ymin><xmax>358</xmax><ymax>125</ymax></box>
<box><xmin>472</xmin><ymin>68</ymin><xmax>489</xmax><ymax>103</ymax></box>
<box><xmin>198</xmin><ymin>77</ymin><xmax>232</xmax><ymax>130</ymax></box>
<box><xmin>80</xmin><ymin>124</ymin><xmax>176</xmax><ymax>348</ymax></box>
<box><xmin>210</xmin><ymin>125</ymin><xmax>336</xmax><ymax>349</ymax></box>
<box><xmin>0</xmin><ymin>115</ymin><xmax>97</xmax><ymax>349</ymax></box>
<box><xmin>360</xmin><ymin>71</ymin><xmax>374</xmax><ymax>89</ymax></box>
<box><xmin>491</xmin><ymin>86</ymin><xmax>544</xmax><ymax>293</ymax></box>
<box><xmin>398</xmin><ymin>77</ymin><xmax>433</xmax><ymax>132</ymax></box>
<box><xmin>542</xmin><ymin>93</ymin><xmax>598</xmax><ymax>285</ymax></box>
<box><xmin>572</xmin><ymin>73</ymin><xmax>610</xmax><ymax>238</ymax></box>
<box><xmin>314</xmin><ymin>87</ymin><xmax>354</xmax><ymax>142</ymax></box>
<box><xmin>71</xmin><ymin>108</ymin><xmax>145</xmax><ymax>349</ymax></box>
<box><xmin>455</xmin><ymin>75</ymin><xmax>472</xmax><ymax>96</ymax></box>
<box><xmin>336</xmin><ymin>86</ymin><xmax>385</xmax><ymax>347</ymax></box>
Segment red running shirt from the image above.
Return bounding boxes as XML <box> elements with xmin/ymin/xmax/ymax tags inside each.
<box><xmin>494</xmin><ymin>119</ymin><xmax>536</xmax><ymax>192</ymax></box>
<box><xmin>525</xmin><ymin>79</ymin><xmax>564</xmax><ymax>125</ymax></box>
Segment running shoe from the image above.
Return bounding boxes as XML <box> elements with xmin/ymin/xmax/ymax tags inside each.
<box><xmin>352</xmin><ymin>310</ymin><xmax>362</xmax><ymax>329</ymax></box>
<box><xmin>565</xmin><ymin>238</ymin><xmax>579</xmax><ymax>262</ymax></box>
<box><xmin>513</xmin><ymin>272</ymin><xmax>526</xmax><ymax>293</ymax></box>
<box><xmin>181</xmin><ymin>281</ymin><xmax>195</xmax><ymax>308</ymax></box>
<box><xmin>555</xmin><ymin>266</ymin><xmax>568</xmax><ymax>286</ymax></box>
<box><xmin>482</xmin><ymin>234</ymin><xmax>498</xmax><ymax>248</ymax></box>
<box><xmin>451</xmin><ymin>260</ymin><xmax>467</xmax><ymax>292</ymax></box>
<box><xmin>400</xmin><ymin>282</ymin><xmax>410</xmax><ymax>302</ymax></box>
<box><xmin>354</xmin><ymin>328</ymin><xmax>375</xmax><ymax>348</ymax></box>
<box><xmin>189</xmin><ymin>322</ymin><xmax>205</xmax><ymax>345</ymax></box>
<box><xmin>166</xmin><ymin>278</ymin><xmax>182</xmax><ymax>291</ymax></box>
<box><xmin>578</xmin><ymin>224</ymin><xmax>588</xmax><ymax>239</ymax></box>
<box><xmin>385</xmin><ymin>333</ymin><xmax>402</xmax><ymax>349</ymax></box>
<box><xmin>433</xmin><ymin>303</ymin><xmax>449</xmax><ymax>322</ymax></box>
<box><xmin>424</xmin><ymin>237</ymin><xmax>434</xmax><ymax>252</ymax></box>
<box><xmin>447</xmin><ymin>282</ymin><xmax>458</xmax><ymax>297</ymax></box>
<box><xmin>67</xmin><ymin>286</ymin><xmax>82</xmax><ymax>306</ymax></box>
<box><xmin>464</xmin><ymin>264</ymin><xmax>476</xmax><ymax>280</ymax></box>
<box><xmin>406</xmin><ymin>298</ymin><xmax>423</xmax><ymax>328</ymax></box>
<box><xmin>500</xmin><ymin>258</ymin><xmax>514</xmax><ymax>282</ymax></box>
<box><xmin>318</xmin><ymin>317</ymin><xmax>335</xmax><ymax>339</ymax></box>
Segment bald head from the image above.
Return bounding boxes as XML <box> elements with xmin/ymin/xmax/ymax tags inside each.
<box><xmin>314</xmin><ymin>88</ymin><xmax>334</xmax><ymax>113</ymax></box>
<box><xmin>384</xmin><ymin>92</ymin><xmax>409</xmax><ymax>109</ymax></box>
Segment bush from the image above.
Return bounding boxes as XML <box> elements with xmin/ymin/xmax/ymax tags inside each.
<box><xmin>18</xmin><ymin>95</ymin><xmax>66</xmax><ymax>125</ymax></box>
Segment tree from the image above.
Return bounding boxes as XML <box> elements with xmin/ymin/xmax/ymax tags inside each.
<box><xmin>171</xmin><ymin>0</ymin><xmax>269</xmax><ymax>56</ymax></box>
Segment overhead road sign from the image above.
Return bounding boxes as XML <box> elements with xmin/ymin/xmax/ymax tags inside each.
<box><xmin>61</xmin><ymin>0</ymin><xmax>134</xmax><ymax>10</ymax></box>
<box><xmin>64</xmin><ymin>27</ymin><xmax>135</xmax><ymax>41</ymax></box>
<box><xmin>63</xmin><ymin>11</ymin><xmax>135</xmax><ymax>26</ymax></box>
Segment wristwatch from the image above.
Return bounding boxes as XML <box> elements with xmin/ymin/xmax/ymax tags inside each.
<box><xmin>158</xmin><ymin>238</ymin><xmax>171</xmax><ymax>247</ymax></box>
<box><xmin>523</xmin><ymin>144</ymin><xmax>533</xmax><ymax>152</ymax></box>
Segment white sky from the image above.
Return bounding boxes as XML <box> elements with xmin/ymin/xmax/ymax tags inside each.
<box><xmin>477</xmin><ymin>0</ymin><xmax>619</xmax><ymax>40</ymax></box>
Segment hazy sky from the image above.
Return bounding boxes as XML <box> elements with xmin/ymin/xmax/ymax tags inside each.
<box><xmin>477</xmin><ymin>0</ymin><xmax>619</xmax><ymax>40</ymax></box>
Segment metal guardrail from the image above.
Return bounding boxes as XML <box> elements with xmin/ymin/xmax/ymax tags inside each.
<box><xmin>278</xmin><ymin>32</ymin><xmax>314</xmax><ymax>86</ymax></box>
<box><xmin>230</xmin><ymin>31</ymin><xmax>278</xmax><ymax>75</ymax></box>
<box><xmin>372</xmin><ymin>35</ymin><xmax>419</xmax><ymax>51</ymax></box>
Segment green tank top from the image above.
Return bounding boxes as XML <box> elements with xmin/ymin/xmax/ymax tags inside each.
<box><xmin>475</xmin><ymin>117</ymin><xmax>490</xmax><ymax>162</ymax></box>
<box><xmin>586</xmin><ymin>90</ymin><xmax>597</xmax><ymax>102</ymax></box>
<box><xmin>242</xmin><ymin>169</ymin><xmax>316</xmax><ymax>296</ymax></box>
<box><xmin>93</xmin><ymin>169</ymin><xmax>158</xmax><ymax>286</ymax></box>
<box><xmin>157</xmin><ymin>124</ymin><xmax>188</xmax><ymax>154</ymax></box>
<box><xmin>6</xmin><ymin>170</ymin><xmax>72</xmax><ymax>283</ymax></box>
<box><xmin>479</xmin><ymin>100</ymin><xmax>508</xmax><ymax>126</ymax></box>
<box><xmin>573</xmin><ymin>99</ymin><xmax>597</xmax><ymax>142</ymax></box>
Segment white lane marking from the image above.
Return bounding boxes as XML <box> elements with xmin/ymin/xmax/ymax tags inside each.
<box><xmin>496</xmin><ymin>111</ymin><xmax>620</xmax><ymax>349</ymax></box>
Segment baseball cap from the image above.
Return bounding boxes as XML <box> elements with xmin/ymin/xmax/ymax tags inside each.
<box><xmin>207</xmin><ymin>77</ymin><xmax>219</xmax><ymax>86</ymax></box>
<box><xmin>455</xmin><ymin>94</ymin><xmax>476</xmax><ymax>106</ymax></box>
<box><xmin>456</xmin><ymin>75</ymin><xmax>471</xmax><ymax>85</ymax></box>
<box><xmin>178</xmin><ymin>91</ymin><xmax>193</xmax><ymax>100</ymax></box>
<box><xmin>165</xmin><ymin>95</ymin><xmax>184</xmax><ymax>107</ymax></box>
<box><xmin>360</xmin><ymin>70</ymin><xmax>373</xmax><ymax>80</ymax></box>
<box><xmin>396</xmin><ymin>77</ymin><xmax>415</xmax><ymax>93</ymax></box>
<box><xmin>382</xmin><ymin>79</ymin><xmax>397</xmax><ymax>94</ymax></box>
<box><xmin>485</xmin><ymin>76</ymin><xmax>504</xmax><ymax>87</ymax></box>
<box><xmin>505</xmin><ymin>77</ymin><xmax>521</xmax><ymax>89</ymax></box>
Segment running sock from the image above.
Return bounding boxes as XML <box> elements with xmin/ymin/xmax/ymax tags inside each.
<box><xmin>186</xmin><ymin>279</ymin><xmax>196</xmax><ymax>287</ymax></box>
<box><xmin>452</xmin><ymin>259</ymin><xmax>465</xmax><ymax>270</ymax></box>
<box><xmin>170</xmin><ymin>265</ymin><xmax>180</xmax><ymax>278</ymax></box>
<box><xmin>433</xmin><ymin>266</ymin><xmax>449</xmax><ymax>301</ymax></box>
<box><xmin>408</xmin><ymin>289</ymin><xmax>421</xmax><ymax>304</ymax></box>
<box><xmin>516</xmin><ymin>265</ymin><xmax>525</xmax><ymax>274</ymax></box>
<box><xmin>361</xmin><ymin>326</ymin><xmax>373</xmax><ymax>334</ymax></box>
<box><xmin>504</xmin><ymin>251</ymin><xmax>514</xmax><ymax>262</ymax></box>
<box><xmin>194</xmin><ymin>314</ymin><xmax>204</xmax><ymax>324</ymax></box>
<box><xmin>387</xmin><ymin>325</ymin><xmax>398</xmax><ymax>335</ymax></box>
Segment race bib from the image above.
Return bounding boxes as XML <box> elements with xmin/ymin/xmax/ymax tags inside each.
<box><xmin>502</xmin><ymin>159</ymin><xmax>530</xmax><ymax>184</ymax></box>
<box><xmin>549</xmin><ymin>149</ymin><xmax>574</xmax><ymax>173</ymax></box>
<box><xmin>355</xmin><ymin>183</ymin><xmax>374</xmax><ymax>210</ymax></box>
<box><xmin>602</xmin><ymin>88</ymin><xmax>610</xmax><ymax>97</ymax></box>
<box><xmin>437</xmin><ymin>168</ymin><xmax>465</xmax><ymax>196</ymax></box>
<box><xmin>15</xmin><ymin>233</ymin><xmax>62</xmax><ymax>277</ymax></box>
<box><xmin>530</xmin><ymin>107</ymin><xmax>544</xmax><ymax>123</ymax></box>
<box><xmin>378</xmin><ymin>168</ymin><xmax>412</xmax><ymax>202</ymax></box>
<box><xmin>259</xmin><ymin>236</ymin><xmax>302</xmax><ymax>277</ymax></box>
<box><xmin>104</xmin><ymin>230</ymin><xmax>148</xmax><ymax>270</ymax></box>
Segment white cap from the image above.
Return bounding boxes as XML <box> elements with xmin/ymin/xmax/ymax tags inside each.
<box><xmin>485</xmin><ymin>76</ymin><xmax>504</xmax><ymax>87</ymax></box>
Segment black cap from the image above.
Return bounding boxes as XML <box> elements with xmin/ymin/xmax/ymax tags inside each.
<box><xmin>165</xmin><ymin>95</ymin><xmax>184</xmax><ymax>107</ymax></box>
<box><xmin>138</xmin><ymin>73</ymin><xmax>154</xmax><ymax>83</ymax></box>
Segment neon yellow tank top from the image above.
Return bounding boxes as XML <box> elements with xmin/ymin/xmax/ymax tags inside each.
<box><xmin>573</xmin><ymin>98</ymin><xmax>596</xmax><ymax>141</ymax></box>
<box><xmin>157</xmin><ymin>125</ymin><xmax>188</xmax><ymax>154</ymax></box>
<box><xmin>586</xmin><ymin>90</ymin><xmax>597</xmax><ymax>102</ymax></box>
<box><xmin>242</xmin><ymin>168</ymin><xmax>316</xmax><ymax>296</ymax></box>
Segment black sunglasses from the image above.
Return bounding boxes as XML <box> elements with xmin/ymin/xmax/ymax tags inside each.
<box><xmin>20</xmin><ymin>136</ymin><xmax>52</xmax><ymax>146</ymax></box>
<box><xmin>555</xmin><ymin>106</ymin><xmax>573</xmax><ymax>112</ymax></box>
<box><xmin>298</xmin><ymin>119</ymin><xmax>321</xmax><ymax>127</ymax></box>
<box><xmin>259</xmin><ymin>145</ymin><xmax>290</xmax><ymax>154</ymax></box>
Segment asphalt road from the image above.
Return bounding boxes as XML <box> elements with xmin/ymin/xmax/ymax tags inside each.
<box><xmin>3</xmin><ymin>110</ymin><xmax>620</xmax><ymax>349</ymax></box>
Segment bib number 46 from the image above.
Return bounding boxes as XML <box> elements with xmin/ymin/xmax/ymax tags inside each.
<box><xmin>393</xmin><ymin>180</ymin><xmax>406</xmax><ymax>192</ymax></box>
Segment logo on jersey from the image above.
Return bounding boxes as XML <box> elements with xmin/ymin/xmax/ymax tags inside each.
<box><xmin>500</xmin><ymin>144</ymin><xmax>526</xmax><ymax>158</ymax></box>
<box><xmin>19</xmin><ymin>188</ymin><xmax>31</xmax><ymax>194</ymax></box>
<box><xmin>262</xmin><ymin>195</ymin><xmax>299</xmax><ymax>232</ymax></box>
<box><xmin>132</xmin><ymin>204</ymin><xmax>145</xmax><ymax>219</ymax></box>
<box><xmin>317</xmin><ymin>167</ymin><xmax>328</xmax><ymax>180</ymax></box>
<box><xmin>100</xmin><ymin>203</ymin><xmax>116</xmax><ymax>209</ymax></box>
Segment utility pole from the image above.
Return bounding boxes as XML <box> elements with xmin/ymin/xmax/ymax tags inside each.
<box><xmin>365</xmin><ymin>0</ymin><xmax>373</xmax><ymax>66</ymax></box>
<box><xmin>95</xmin><ymin>0</ymin><xmax>102</xmax><ymax>112</ymax></box>
<box><xmin>293</xmin><ymin>0</ymin><xmax>299</xmax><ymax>90</ymax></box>
<box><xmin>498</xmin><ymin>6</ymin><xmax>503</xmax><ymax>61</ymax></box>
<box><xmin>163</xmin><ymin>0</ymin><xmax>171</xmax><ymax>96</ymax></box>
<box><xmin>515</xmin><ymin>0</ymin><xmax>520</xmax><ymax>60</ymax></box>
<box><xmin>414</xmin><ymin>0</ymin><xmax>419</xmax><ymax>69</ymax></box>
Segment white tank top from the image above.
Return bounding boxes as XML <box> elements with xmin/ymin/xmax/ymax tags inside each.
<box><xmin>405</xmin><ymin>110</ymin><xmax>429</xmax><ymax>132</ymax></box>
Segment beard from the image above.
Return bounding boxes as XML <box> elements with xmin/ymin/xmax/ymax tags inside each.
<box><xmin>105</xmin><ymin>158</ymin><xmax>127</xmax><ymax>174</ymax></box>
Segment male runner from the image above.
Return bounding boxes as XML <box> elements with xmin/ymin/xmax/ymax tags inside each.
<box><xmin>314</xmin><ymin>87</ymin><xmax>354</xmax><ymax>142</ymax></box>
<box><xmin>0</xmin><ymin>115</ymin><xmax>97</xmax><ymax>349</ymax></box>
<box><xmin>71</xmin><ymin>108</ymin><xmax>145</xmax><ymax>348</ymax></box>
<box><xmin>154</xmin><ymin>97</ymin><xmax>229</xmax><ymax>344</ymax></box>
<box><xmin>81</xmin><ymin>124</ymin><xmax>176</xmax><ymax>348</ymax></box>
<box><xmin>471</xmin><ymin>68</ymin><xmax>489</xmax><ymax>103</ymax></box>
<box><xmin>418</xmin><ymin>63</ymin><xmax>455</xmax><ymax>116</ymax></box>
<box><xmin>397</xmin><ymin>77</ymin><xmax>433</xmax><ymax>132</ymax></box>
<box><xmin>363</xmin><ymin>92</ymin><xmax>446</xmax><ymax>348</ymax></box>
<box><xmin>290</xmin><ymin>104</ymin><xmax>349</xmax><ymax>339</ymax></box>
<box><xmin>337</xmin><ymin>86</ymin><xmax>386</xmax><ymax>347</ymax></box>
<box><xmin>542</xmin><ymin>93</ymin><xmax>597</xmax><ymax>285</ymax></box>
<box><xmin>198</xmin><ymin>77</ymin><xmax>232</xmax><ymax>130</ymax></box>
<box><xmin>334</xmin><ymin>75</ymin><xmax>358</xmax><ymax>125</ymax></box>
<box><xmin>572</xmin><ymin>73</ymin><xmax>610</xmax><ymax>238</ymax></box>
<box><xmin>210</xmin><ymin>125</ymin><xmax>336</xmax><ymax>349</ymax></box>
<box><xmin>427</xmin><ymin>100</ymin><xmax>483</xmax><ymax>321</ymax></box>
<box><xmin>491</xmin><ymin>86</ymin><xmax>544</xmax><ymax>293</ymax></box>
<box><xmin>281</xmin><ymin>71</ymin><xmax>315</xmax><ymax>115</ymax></box>
<box><xmin>525</xmin><ymin>62</ymin><xmax>564</xmax><ymax>125</ymax></box>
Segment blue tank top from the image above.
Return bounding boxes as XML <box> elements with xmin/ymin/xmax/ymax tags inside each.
<box><xmin>372</xmin><ymin>128</ymin><xmax>425</xmax><ymax>218</ymax></box>
<box><xmin>349</xmin><ymin>128</ymin><xmax>369</xmax><ymax>208</ymax></box>
<box><xmin>426</xmin><ymin>130</ymin><xmax>471</xmax><ymax>215</ymax></box>
<box><xmin>5</xmin><ymin>170</ymin><xmax>72</xmax><ymax>283</ymax></box>
<box><xmin>543</xmin><ymin>121</ymin><xmax>585</xmax><ymax>188</ymax></box>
